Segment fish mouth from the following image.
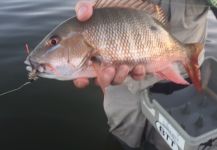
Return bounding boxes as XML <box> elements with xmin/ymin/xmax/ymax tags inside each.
<box><xmin>26</xmin><ymin>65</ymin><xmax>57</xmax><ymax>79</ymax></box>
<box><xmin>24</xmin><ymin>58</ymin><xmax>93</xmax><ymax>81</ymax></box>
<box><xmin>25</xmin><ymin>59</ymin><xmax>45</xmax><ymax>73</ymax></box>
<box><xmin>25</xmin><ymin>59</ymin><xmax>57</xmax><ymax>79</ymax></box>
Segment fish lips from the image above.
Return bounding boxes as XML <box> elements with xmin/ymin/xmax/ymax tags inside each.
<box><xmin>24</xmin><ymin>58</ymin><xmax>56</xmax><ymax>79</ymax></box>
<box><xmin>24</xmin><ymin>60</ymin><xmax>73</xmax><ymax>80</ymax></box>
<box><xmin>24</xmin><ymin>59</ymin><xmax>43</xmax><ymax>73</ymax></box>
<box><xmin>24</xmin><ymin>58</ymin><xmax>95</xmax><ymax>81</ymax></box>
<box><xmin>26</xmin><ymin>65</ymin><xmax>57</xmax><ymax>80</ymax></box>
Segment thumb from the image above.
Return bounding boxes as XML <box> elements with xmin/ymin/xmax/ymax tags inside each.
<box><xmin>75</xmin><ymin>0</ymin><xmax>95</xmax><ymax>21</ymax></box>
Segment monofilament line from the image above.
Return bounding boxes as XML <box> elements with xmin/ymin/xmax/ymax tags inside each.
<box><xmin>0</xmin><ymin>81</ymin><xmax>32</xmax><ymax>97</ymax></box>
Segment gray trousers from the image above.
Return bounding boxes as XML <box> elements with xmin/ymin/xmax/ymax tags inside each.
<box><xmin>104</xmin><ymin>83</ymin><xmax>170</xmax><ymax>150</ymax></box>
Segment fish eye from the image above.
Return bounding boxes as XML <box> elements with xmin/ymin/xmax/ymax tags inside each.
<box><xmin>48</xmin><ymin>35</ymin><xmax>60</xmax><ymax>47</ymax></box>
<box><xmin>51</xmin><ymin>39</ymin><xmax>57</xmax><ymax>45</ymax></box>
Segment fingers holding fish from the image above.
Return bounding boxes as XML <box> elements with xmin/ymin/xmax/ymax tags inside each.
<box><xmin>112</xmin><ymin>65</ymin><xmax>130</xmax><ymax>85</ymax></box>
<box><xmin>73</xmin><ymin>66</ymin><xmax>115</xmax><ymax>89</ymax></box>
<box><xmin>75</xmin><ymin>0</ymin><xmax>95</xmax><ymax>21</ymax></box>
<box><xmin>73</xmin><ymin>64</ymin><xmax>146</xmax><ymax>89</ymax></box>
<box><xmin>130</xmin><ymin>65</ymin><xmax>146</xmax><ymax>80</ymax></box>
<box><xmin>96</xmin><ymin>66</ymin><xmax>116</xmax><ymax>88</ymax></box>
<box><xmin>96</xmin><ymin>65</ymin><xmax>146</xmax><ymax>86</ymax></box>
<box><xmin>73</xmin><ymin>78</ymin><xmax>90</xmax><ymax>88</ymax></box>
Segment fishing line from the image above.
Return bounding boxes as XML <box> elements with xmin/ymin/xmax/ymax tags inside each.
<box><xmin>0</xmin><ymin>43</ymin><xmax>37</xmax><ymax>97</ymax></box>
<box><xmin>0</xmin><ymin>81</ymin><xmax>32</xmax><ymax>97</ymax></box>
<box><xmin>1</xmin><ymin>42</ymin><xmax>40</xmax><ymax>97</ymax></box>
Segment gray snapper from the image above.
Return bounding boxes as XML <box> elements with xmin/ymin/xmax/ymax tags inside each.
<box><xmin>25</xmin><ymin>0</ymin><xmax>203</xmax><ymax>91</ymax></box>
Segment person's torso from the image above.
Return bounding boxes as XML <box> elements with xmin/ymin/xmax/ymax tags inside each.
<box><xmin>153</xmin><ymin>0</ymin><xmax>209</xmax><ymax>43</ymax></box>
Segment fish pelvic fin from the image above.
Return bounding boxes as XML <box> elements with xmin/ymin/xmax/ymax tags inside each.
<box><xmin>94</xmin><ymin>0</ymin><xmax>167</xmax><ymax>26</ymax></box>
<box><xmin>184</xmin><ymin>43</ymin><xmax>204</xmax><ymax>92</ymax></box>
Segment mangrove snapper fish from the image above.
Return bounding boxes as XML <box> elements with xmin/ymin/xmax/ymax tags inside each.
<box><xmin>25</xmin><ymin>0</ymin><xmax>203</xmax><ymax>91</ymax></box>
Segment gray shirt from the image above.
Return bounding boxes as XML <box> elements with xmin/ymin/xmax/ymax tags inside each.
<box><xmin>156</xmin><ymin>0</ymin><xmax>209</xmax><ymax>43</ymax></box>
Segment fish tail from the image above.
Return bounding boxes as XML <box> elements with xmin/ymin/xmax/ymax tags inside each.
<box><xmin>184</xmin><ymin>43</ymin><xmax>204</xmax><ymax>92</ymax></box>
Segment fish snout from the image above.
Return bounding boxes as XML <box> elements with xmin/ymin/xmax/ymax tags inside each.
<box><xmin>26</xmin><ymin>57</ymin><xmax>45</xmax><ymax>73</ymax></box>
<box><xmin>29</xmin><ymin>57</ymin><xmax>40</xmax><ymax>69</ymax></box>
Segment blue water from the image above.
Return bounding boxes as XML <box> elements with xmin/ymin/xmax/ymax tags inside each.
<box><xmin>0</xmin><ymin>0</ymin><xmax>122</xmax><ymax>149</ymax></box>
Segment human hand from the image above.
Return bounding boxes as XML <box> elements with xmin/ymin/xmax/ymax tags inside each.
<box><xmin>73</xmin><ymin>0</ymin><xmax>146</xmax><ymax>88</ymax></box>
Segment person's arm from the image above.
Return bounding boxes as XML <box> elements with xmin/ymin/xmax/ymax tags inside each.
<box><xmin>211</xmin><ymin>7</ymin><xmax>217</xmax><ymax>18</ymax></box>
<box><xmin>73</xmin><ymin>0</ymin><xmax>146</xmax><ymax>88</ymax></box>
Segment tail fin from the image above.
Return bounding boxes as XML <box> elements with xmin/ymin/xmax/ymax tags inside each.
<box><xmin>184</xmin><ymin>43</ymin><xmax>204</xmax><ymax>92</ymax></box>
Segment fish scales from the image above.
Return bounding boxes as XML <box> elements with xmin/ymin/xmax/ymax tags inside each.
<box><xmin>79</xmin><ymin>8</ymin><xmax>184</xmax><ymax>67</ymax></box>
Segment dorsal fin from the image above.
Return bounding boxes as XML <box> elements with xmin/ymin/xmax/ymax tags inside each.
<box><xmin>93</xmin><ymin>0</ymin><xmax>167</xmax><ymax>26</ymax></box>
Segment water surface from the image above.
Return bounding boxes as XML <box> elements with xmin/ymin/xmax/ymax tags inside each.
<box><xmin>0</xmin><ymin>0</ymin><xmax>122</xmax><ymax>149</ymax></box>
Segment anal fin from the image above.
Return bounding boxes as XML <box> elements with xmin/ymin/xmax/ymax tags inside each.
<box><xmin>156</xmin><ymin>65</ymin><xmax>189</xmax><ymax>85</ymax></box>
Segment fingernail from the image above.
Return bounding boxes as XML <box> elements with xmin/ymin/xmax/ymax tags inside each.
<box><xmin>120</xmin><ymin>65</ymin><xmax>130</xmax><ymax>73</ymax></box>
<box><xmin>74</xmin><ymin>80</ymin><xmax>82</xmax><ymax>87</ymax></box>
<box><xmin>118</xmin><ymin>65</ymin><xmax>130</xmax><ymax>79</ymax></box>
<box><xmin>78</xmin><ymin>6</ymin><xmax>88</xmax><ymax>18</ymax></box>
<box><xmin>102</xmin><ymin>67</ymin><xmax>115</xmax><ymax>85</ymax></box>
<box><xmin>134</xmin><ymin>65</ymin><xmax>145</xmax><ymax>75</ymax></box>
<box><xmin>74</xmin><ymin>79</ymin><xmax>88</xmax><ymax>88</ymax></box>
